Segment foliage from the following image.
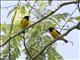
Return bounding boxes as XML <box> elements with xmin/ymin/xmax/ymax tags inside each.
<box><xmin>0</xmin><ymin>0</ymin><xmax>80</xmax><ymax>60</ymax></box>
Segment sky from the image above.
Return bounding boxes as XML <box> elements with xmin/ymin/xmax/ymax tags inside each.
<box><xmin>1</xmin><ymin>1</ymin><xmax>80</xmax><ymax>60</ymax></box>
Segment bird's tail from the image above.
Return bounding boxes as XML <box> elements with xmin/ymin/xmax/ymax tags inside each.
<box><xmin>60</xmin><ymin>38</ymin><xmax>68</xmax><ymax>43</ymax></box>
<box><xmin>62</xmin><ymin>38</ymin><xmax>68</xmax><ymax>43</ymax></box>
<box><xmin>64</xmin><ymin>39</ymin><xmax>68</xmax><ymax>43</ymax></box>
<box><xmin>62</xmin><ymin>37</ymin><xmax>73</xmax><ymax>45</ymax></box>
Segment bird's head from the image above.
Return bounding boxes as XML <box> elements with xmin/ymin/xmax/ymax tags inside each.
<box><xmin>24</xmin><ymin>16</ymin><xmax>29</xmax><ymax>20</ymax></box>
<box><xmin>48</xmin><ymin>27</ymin><xmax>54</xmax><ymax>32</ymax></box>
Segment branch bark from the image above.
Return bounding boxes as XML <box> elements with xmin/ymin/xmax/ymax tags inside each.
<box><xmin>0</xmin><ymin>1</ymin><xmax>79</xmax><ymax>47</ymax></box>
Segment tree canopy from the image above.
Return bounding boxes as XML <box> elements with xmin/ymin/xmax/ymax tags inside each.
<box><xmin>0</xmin><ymin>0</ymin><xmax>80</xmax><ymax>60</ymax></box>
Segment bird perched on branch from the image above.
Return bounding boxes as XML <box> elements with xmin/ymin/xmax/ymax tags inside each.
<box><xmin>20</xmin><ymin>16</ymin><xmax>29</xmax><ymax>28</ymax></box>
<box><xmin>20</xmin><ymin>16</ymin><xmax>29</xmax><ymax>33</ymax></box>
<box><xmin>48</xmin><ymin>27</ymin><xmax>68</xmax><ymax>43</ymax></box>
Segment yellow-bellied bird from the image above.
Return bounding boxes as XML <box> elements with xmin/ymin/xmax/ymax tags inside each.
<box><xmin>48</xmin><ymin>27</ymin><xmax>68</xmax><ymax>43</ymax></box>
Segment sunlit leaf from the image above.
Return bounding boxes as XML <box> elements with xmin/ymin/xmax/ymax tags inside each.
<box><xmin>50</xmin><ymin>47</ymin><xmax>64</xmax><ymax>60</ymax></box>
<box><xmin>74</xmin><ymin>16</ymin><xmax>80</xmax><ymax>21</ymax></box>
<box><xmin>53</xmin><ymin>13</ymin><xmax>69</xmax><ymax>22</ymax></box>
<box><xmin>25</xmin><ymin>4</ymin><xmax>29</xmax><ymax>8</ymax></box>
<box><xmin>7</xmin><ymin>6</ymin><xmax>17</xmax><ymax>17</ymax></box>
<box><xmin>47</xmin><ymin>48</ymin><xmax>57</xmax><ymax>60</ymax></box>
<box><xmin>20</xmin><ymin>5</ymin><xmax>25</xmax><ymax>14</ymax></box>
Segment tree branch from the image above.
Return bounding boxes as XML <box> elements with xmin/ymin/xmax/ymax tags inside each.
<box><xmin>0</xmin><ymin>1</ymin><xmax>79</xmax><ymax>47</ymax></box>
<box><xmin>32</xmin><ymin>22</ymin><xmax>80</xmax><ymax>60</ymax></box>
<box><xmin>28</xmin><ymin>0</ymin><xmax>38</xmax><ymax>15</ymax></box>
<box><xmin>23</xmin><ymin>32</ymin><xmax>33</xmax><ymax>59</ymax></box>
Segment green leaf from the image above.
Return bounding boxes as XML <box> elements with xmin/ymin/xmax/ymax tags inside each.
<box><xmin>1</xmin><ymin>45</ymin><xmax>9</xmax><ymax>60</ymax></box>
<box><xmin>47</xmin><ymin>47</ymin><xmax>64</xmax><ymax>60</ymax></box>
<box><xmin>48</xmin><ymin>0</ymin><xmax>53</xmax><ymax>5</ymax></box>
<box><xmin>68</xmin><ymin>16</ymin><xmax>80</xmax><ymax>22</ymax></box>
<box><xmin>74</xmin><ymin>16</ymin><xmax>80</xmax><ymax>21</ymax></box>
<box><xmin>12</xmin><ymin>50</ymin><xmax>17</xmax><ymax>60</ymax></box>
<box><xmin>68</xmin><ymin>17</ymin><xmax>73</xmax><ymax>22</ymax></box>
<box><xmin>7</xmin><ymin>6</ymin><xmax>17</xmax><ymax>17</ymax></box>
<box><xmin>47</xmin><ymin>48</ymin><xmax>57</xmax><ymax>60</ymax></box>
<box><xmin>20</xmin><ymin>5</ymin><xmax>25</xmax><ymax>14</ymax></box>
<box><xmin>25</xmin><ymin>4</ymin><xmax>29</xmax><ymax>8</ymax></box>
<box><xmin>53</xmin><ymin>13</ymin><xmax>69</xmax><ymax>22</ymax></box>
<box><xmin>12</xmin><ymin>38</ymin><xmax>20</xmax><ymax>57</ymax></box>
<box><xmin>2</xmin><ymin>47</ymin><xmax>8</xmax><ymax>54</ymax></box>
<box><xmin>44</xmin><ymin>10</ymin><xmax>52</xmax><ymax>16</ymax></box>
<box><xmin>51</xmin><ymin>47</ymin><xmax>64</xmax><ymax>60</ymax></box>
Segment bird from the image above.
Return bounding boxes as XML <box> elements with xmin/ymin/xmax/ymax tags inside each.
<box><xmin>48</xmin><ymin>27</ymin><xmax>68</xmax><ymax>43</ymax></box>
<box><xmin>20</xmin><ymin>16</ymin><xmax>30</xmax><ymax>33</ymax></box>
<box><xmin>20</xmin><ymin>16</ymin><xmax>29</xmax><ymax>29</ymax></box>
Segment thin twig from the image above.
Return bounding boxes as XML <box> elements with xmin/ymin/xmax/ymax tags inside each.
<box><xmin>23</xmin><ymin>31</ymin><xmax>33</xmax><ymax>60</ymax></box>
<box><xmin>27</xmin><ymin>1</ymin><xmax>44</xmax><ymax>17</ymax></box>
<box><xmin>76</xmin><ymin>0</ymin><xmax>80</xmax><ymax>14</ymax></box>
<box><xmin>29</xmin><ymin>0</ymin><xmax>38</xmax><ymax>16</ymax></box>
<box><xmin>60</xmin><ymin>7</ymin><xmax>77</xmax><ymax>32</ymax></box>
<box><xmin>8</xmin><ymin>0</ymin><xmax>20</xmax><ymax>60</ymax></box>
<box><xmin>8</xmin><ymin>7</ymin><xmax>17</xmax><ymax>60</ymax></box>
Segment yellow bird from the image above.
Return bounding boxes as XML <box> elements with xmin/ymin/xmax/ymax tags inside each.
<box><xmin>20</xmin><ymin>16</ymin><xmax>29</xmax><ymax>33</ymax></box>
<box><xmin>48</xmin><ymin>27</ymin><xmax>68</xmax><ymax>43</ymax></box>
<box><xmin>20</xmin><ymin>16</ymin><xmax>29</xmax><ymax>29</ymax></box>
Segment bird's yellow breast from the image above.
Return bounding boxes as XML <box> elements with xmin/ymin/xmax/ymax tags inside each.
<box><xmin>20</xmin><ymin>19</ymin><xmax>29</xmax><ymax>28</ymax></box>
<box><xmin>50</xmin><ymin>30</ymin><xmax>59</xmax><ymax>38</ymax></box>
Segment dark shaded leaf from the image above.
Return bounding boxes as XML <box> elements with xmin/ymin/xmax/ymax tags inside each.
<box><xmin>48</xmin><ymin>0</ymin><xmax>53</xmax><ymax>5</ymax></box>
